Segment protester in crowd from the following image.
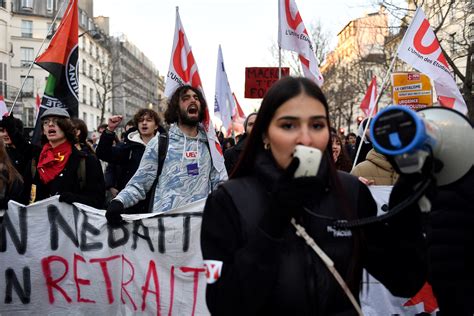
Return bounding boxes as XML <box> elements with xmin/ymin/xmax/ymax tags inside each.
<box><xmin>345</xmin><ymin>132</ymin><xmax>357</xmax><ymax>162</ymax></box>
<box><xmin>0</xmin><ymin>115</ymin><xmax>37</xmax><ymax>177</ymax></box>
<box><xmin>426</xmin><ymin>166</ymin><xmax>474</xmax><ymax>315</ymax></box>
<box><xmin>351</xmin><ymin>148</ymin><xmax>399</xmax><ymax>186</ymax></box>
<box><xmin>224</xmin><ymin>112</ymin><xmax>257</xmax><ymax>175</ymax></box>
<box><xmin>105</xmin><ymin>85</ymin><xmax>228</xmax><ymax>224</ymax></box>
<box><xmin>332</xmin><ymin>132</ymin><xmax>352</xmax><ymax>172</ymax></box>
<box><xmin>352</xmin><ymin>118</ymin><xmax>373</xmax><ymax>166</ymax></box>
<box><xmin>72</xmin><ymin>118</ymin><xmax>96</xmax><ymax>155</ymax></box>
<box><xmin>222</xmin><ymin>138</ymin><xmax>235</xmax><ymax>151</ymax></box>
<box><xmin>0</xmin><ymin>138</ymin><xmax>24</xmax><ymax>221</ymax></box>
<box><xmin>200</xmin><ymin>76</ymin><xmax>426</xmax><ymax>315</ymax></box>
<box><xmin>24</xmin><ymin>108</ymin><xmax>105</xmax><ymax>208</ymax></box>
<box><xmin>96</xmin><ymin>108</ymin><xmax>161</xmax><ymax>213</ymax></box>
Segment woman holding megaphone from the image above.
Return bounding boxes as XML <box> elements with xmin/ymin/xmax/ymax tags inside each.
<box><xmin>200</xmin><ymin>76</ymin><xmax>427</xmax><ymax>315</ymax></box>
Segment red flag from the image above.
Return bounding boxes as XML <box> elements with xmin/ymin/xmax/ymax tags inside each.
<box><xmin>232</xmin><ymin>93</ymin><xmax>246</xmax><ymax>122</ymax></box>
<box><xmin>35</xmin><ymin>0</ymin><xmax>79</xmax><ymax>117</ymax></box>
<box><xmin>359</xmin><ymin>76</ymin><xmax>378</xmax><ymax>116</ymax></box>
<box><xmin>164</xmin><ymin>8</ymin><xmax>225</xmax><ymax>172</ymax></box>
<box><xmin>404</xmin><ymin>282</ymin><xmax>438</xmax><ymax>313</ymax></box>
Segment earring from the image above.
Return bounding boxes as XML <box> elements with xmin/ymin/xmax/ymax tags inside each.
<box><xmin>264</xmin><ymin>143</ymin><xmax>270</xmax><ymax>150</ymax></box>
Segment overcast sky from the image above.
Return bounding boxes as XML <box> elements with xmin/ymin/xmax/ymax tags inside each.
<box><xmin>94</xmin><ymin>0</ymin><xmax>379</xmax><ymax>114</ymax></box>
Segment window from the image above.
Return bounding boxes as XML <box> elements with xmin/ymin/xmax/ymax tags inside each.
<box><xmin>90</xmin><ymin>88</ymin><xmax>94</xmax><ymax>106</ymax></box>
<box><xmin>0</xmin><ymin>0</ymin><xmax>6</xmax><ymax>9</ymax></box>
<box><xmin>20</xmin><ymin>76</ymin><xmax>34</xmax><ymax>97</ymax></box>
<box><xmin>21</xmin><ymin>0</ymin><xmax>33</xmax><ymax>9</ymax></box>
<box><xmin>25</xmin><ymin>107</ymin><xmax>34</xmax><ymax>127</ymax></box>
<box><xmin>82</xmin><ymin>112</ymin><xmax>87</xmax><ymax>122</ymax></box>
<box><xmin>0</xmin><ymin>63</ymin><xmax>6</xmax><ymax>97</ymax></box>
<box><xmin>82</xmin><ymin>84</ymin><xmax>87</xmax><ymax>103</ymax></box>
<box><xmin>450</xmin><ymin>33</ymin><xmax>456</xmax><ymax>54</ymax></box>
<box><xmin>46</xmin><ymin>0</ymin><xmax>54</xmax><ymax>12</ymax></box>
<box><xmin>82</xmin><ymin>59</ymin><xmax>87</xmax><ymax>75</ymax></box>
<box><xmin>89</xmin><ymin>65</ymin><xmax>93</xmax><ymax>79</ymax></box>
<box><xmin>20</xmin><ymin>47</ymin><xmax>34</xmax><ymax>67</ymax></box>
<box><xmin>21</xmin><ymin>20</ymin><xmax>33</xmax><ymax>38</ymax></box>
<box><xmin>96</xmin><ymin>68</ymin><xmax>100</xmax><ymax>81</ymax></box>
<box><xmin>80</xmin><ymin>11</ymin><xmax>87</xmax><ymax>27</ymax></box>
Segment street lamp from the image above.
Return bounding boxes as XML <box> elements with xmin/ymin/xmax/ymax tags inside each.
<box><xmin>79</xmin><ymin>29</ymin><xmax>102</xmax><ymax>40</ymax></box>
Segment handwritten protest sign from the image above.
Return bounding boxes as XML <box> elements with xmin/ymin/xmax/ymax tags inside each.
<box><xmin>0</xmin><ymin>197</ymin><xmax>209</xmax><ymax>315</ymax></box>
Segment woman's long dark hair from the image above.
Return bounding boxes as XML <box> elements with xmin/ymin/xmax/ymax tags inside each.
<box><xmin>232</xmin><ymin>76</ymin><xmax>334</xmax><ymax>178</ymax></box>
<box><xmin>232</xmin><ymin>76</ymin><xmax>362</xmax><ymax>290</ymax></box>
<box><xmin>72</xmin><ymin>118</ymin><xmax>95</xmax><ymax>154</ymax></box>
<box><xmin>0</xmin><ymin>139</ymin><xmax>23</xmax><ymax>192</ymax></box>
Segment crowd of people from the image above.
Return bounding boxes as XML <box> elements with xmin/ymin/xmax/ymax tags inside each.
<box><xmin>0</xmin><ymin>77</ymin><xmax>472</xmax><ymax>315</ymax></box>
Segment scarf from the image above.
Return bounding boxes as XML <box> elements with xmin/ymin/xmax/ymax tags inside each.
<box><xmin>37</xmin><ymin>141</ymin><xmax>72</xmax><ymax>184</ymax></box>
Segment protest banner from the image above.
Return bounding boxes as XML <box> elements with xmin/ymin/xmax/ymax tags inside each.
<box><xmin>360</xmin><ymin>186</ymin><xmax>438</xmax><ymax>316</ymax></box>
<box><xmin>0</xmin><ymin>197</ymin><xmax>209</xmax><ymax>315</ymax></box>
<box><xmin>392</xmin><ymin>72</ymin><xmax>433</xmax><ymax>109</ymax></box>
<box><xmin>244</xmin><ymin>67</ymin><xmax>289</xmax><ymax>99</ymax></box>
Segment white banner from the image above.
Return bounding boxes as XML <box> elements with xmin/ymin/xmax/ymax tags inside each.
<box><xmin>360</xmin><ymin>186</ymin><xmax>439</xmax><ymax>315</ymax></box>
<box><xmin>278</xmin><ymin>0</ymin><xmax>323</xmax><ymax>86</ymax></box>
<box><xmin>396</xmin><ymin>7</ymin><xmax>467</xmax><ymax>115</ymax></box>
<box><xmin>214</xmin><ymin>45</ymin><xmax>235</xmax><ymax>130</ymax></box>
<box><xmin>0</xmin><ymin>197</ymin><xmax>209</xmax><ymax>315</ymax></box>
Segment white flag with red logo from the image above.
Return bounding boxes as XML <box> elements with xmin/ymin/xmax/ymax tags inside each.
<box><xmin>278</xmin><ymin>0</ymin><xmax>324</xmax><ymax>86</ymax></box>
<box><xmin>397</xmin><ymin>7</ymin><xmax>467</xmax><ymax>115</ymax></box>
<box><xmin>0</xmin><ymin>95</ymin><xmax>8</xmax><ymax>119</ymax></box>
<box><xmin>360</xmin><ymin>76</ymin><xmax>378</xmax><ymax>116</ymax></box>
<box><xmin>214</xmin><ymin>45</ymin><xmax>235</xmax><ymax>131</ymax></box>
<box><xmin>164</xmin><ymin>8</ymin><xmax>226</xmax><ymax>173</ymax></box>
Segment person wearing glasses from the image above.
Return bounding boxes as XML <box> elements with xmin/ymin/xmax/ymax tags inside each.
<box><xmin>24</xmin><ymin>107</ymin><xmax>104</xmax><ymax>208</ymax></box>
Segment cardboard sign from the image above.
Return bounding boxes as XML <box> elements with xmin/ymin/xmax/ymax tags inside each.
<box><xmin>392</xmin><ymin>72</ymin><xmax>433</xmax><ymax>109</ymax></box>
<box><xmin>0</xmin><ymin>197</ymin><xmax>210</xmax><ymax>315</ymax></box>
<box><xmin>244</xmin><ymin>67</ymin><xmax>289</xmax><ymax>99</ymax></box>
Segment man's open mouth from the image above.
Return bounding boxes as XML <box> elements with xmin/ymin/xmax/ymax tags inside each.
<box><xmin>188</xmin><ymin>105</ymin><xmax>198</xmax><ymax>115</ymax></box>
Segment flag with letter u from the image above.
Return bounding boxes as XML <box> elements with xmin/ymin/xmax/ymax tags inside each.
<box><xmin>278</xmin><ymin>0</ymin><xmax>323</xmax><ymax>86</ymax></box>
<box><xmin>33</xmin><ymin>0</ymin><xmax>79</xmax><ymax>144</ymax></box>
<box><xmin>164</xmin><ymin>8</ymin><xmax>226</xmax><ymax>173</ymax></box>
<box><xmin>396</xmin><ymin>7</ymin><xmax>467</xmax><ymax>115</ymax></box>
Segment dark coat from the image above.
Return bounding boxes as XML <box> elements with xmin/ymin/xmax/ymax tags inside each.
<box><xmin>96</xmin><ymin>130</ymin><xmax>146</xmax><ymax>191</ymax></box>
<box><xmin>26</xmin><ymin>145</ymin><xmax>105</xmax><ymax>208</ymax></box>
<box><xmin>224</xmin><ymin>134</ymin><xmax>247</xmax><ymax>175</ymax></box>
<box><xmin>201</xmin><ymin>152</ymin><xmax>426</xmax><ymax>315</ymax></box>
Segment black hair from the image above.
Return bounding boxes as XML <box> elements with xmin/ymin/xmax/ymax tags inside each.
<box><xmin>243</xmin><ymin>112</ymin><xmax>258</xmax><ymax>132</ymax></box>
<box><xmin>232</xmin><ymin>76</ymin><xmax>333</xmax><ymax>178</ymax></box>
<box><xmin>164</xmin><ymin>85</ymin><xmax>207</xmax><ymax>125</ymax></box>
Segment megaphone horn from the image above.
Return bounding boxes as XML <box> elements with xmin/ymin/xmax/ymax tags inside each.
<box><xmin>370</xmin><ymin>106</ymin><xmax>474</xmax><ymax>186</ymax></box>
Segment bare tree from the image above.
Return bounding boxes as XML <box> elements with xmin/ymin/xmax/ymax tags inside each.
<box><xmin>270</xmin><ymin>20</ymin><xmax>332</xmax><ymax>75</ymax></box>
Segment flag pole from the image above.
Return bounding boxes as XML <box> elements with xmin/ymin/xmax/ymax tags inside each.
<box><xmin>9</xmin><ymin>0</ymin><xmax>68</xmax><ymax>115</ymax></box>
<box><xmin>278</xmin><ymin>47</ymin><xmax>282</xmax><ymax>79</ymax></box>
<box><xmin>351</xmin><ymin>51</ymin><xmax>398</xmax><ymax>170</ymax></box>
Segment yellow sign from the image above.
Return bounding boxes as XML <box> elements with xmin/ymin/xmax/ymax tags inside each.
<box><xmin>391</xmin><ymin>72</ymin><xmax>433</xmax><ymax>109</ymax></box>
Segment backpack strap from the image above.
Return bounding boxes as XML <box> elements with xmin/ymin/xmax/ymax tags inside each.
<box><xmin>147</xmin><ymin>131</ymin><xmax>169</xmax><ymax>212</ymax></box>
<box><xmin>77</xmin><ymin>157</ymin><xmax>86</xmax><ymax>191</ymax></box>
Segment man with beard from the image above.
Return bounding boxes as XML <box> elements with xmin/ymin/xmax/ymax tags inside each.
<box><xmin>106</xmin><ymin>85</ymin><xmax>227</xmax><ymax>224</ymax></box>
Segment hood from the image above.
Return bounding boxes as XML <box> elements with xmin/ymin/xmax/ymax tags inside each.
<box><xmin>127</xmin><ymin>130</ymin><xmax>147</xmax><ymax>146</ymax></box>
<box><xmin>366</xmin><ymin>149</ymin><xmax>394</xmax><ymax>172</ymax></box>
<box><xmin>168</xmin><ymin>123</ymin><xmax>208</xmax><ymax>143</ymax></box>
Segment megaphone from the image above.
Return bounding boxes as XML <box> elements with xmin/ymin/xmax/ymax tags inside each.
<box><xmin>370</xmin><ymin>105</ymin><xmax>474</xmax><ymax>186</ymax></box>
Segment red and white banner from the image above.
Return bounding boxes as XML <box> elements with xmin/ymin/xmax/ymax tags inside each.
<box><xmin>164</xmin><ymin>8</ymin><xmax>226</xmax><ymax>173</ymax></box>
<box><xmin>396</xmin><ymin>7</ymin><xmax>467</xmax><ymax>115</ymax></box>
<box><xmin>278</xmin><ymin>0</ymin><xmax>323</xmax><ymax>86</ymax></box>
<box><xmin>361</xmin><ymin>186</ymin><xmax>439</xmax><ymax>315</ymax></box>
<box><xmin>0</xmin><ymin>95</ymin><xmax>8</xmax><ymax>119</ymax></box>
<box><xmin>214</xmin><ymin>45</ymin><xmax>235</xmax><ymax>131</ymax></box>
<box><xmin>0</xmin><ymin>197</ymin><xmax>210</xmax><ymax>315</ymax></box>
<box><xmin>359</xmin><ymin>76</ymin><xmax>378</xmax><ymax>117</ymax></box>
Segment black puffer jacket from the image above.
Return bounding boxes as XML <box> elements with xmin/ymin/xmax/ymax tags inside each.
<box><xmin>201</xmin><ymin>151</ymin><xmax>426</xmax><ymax>315</ymax></box>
